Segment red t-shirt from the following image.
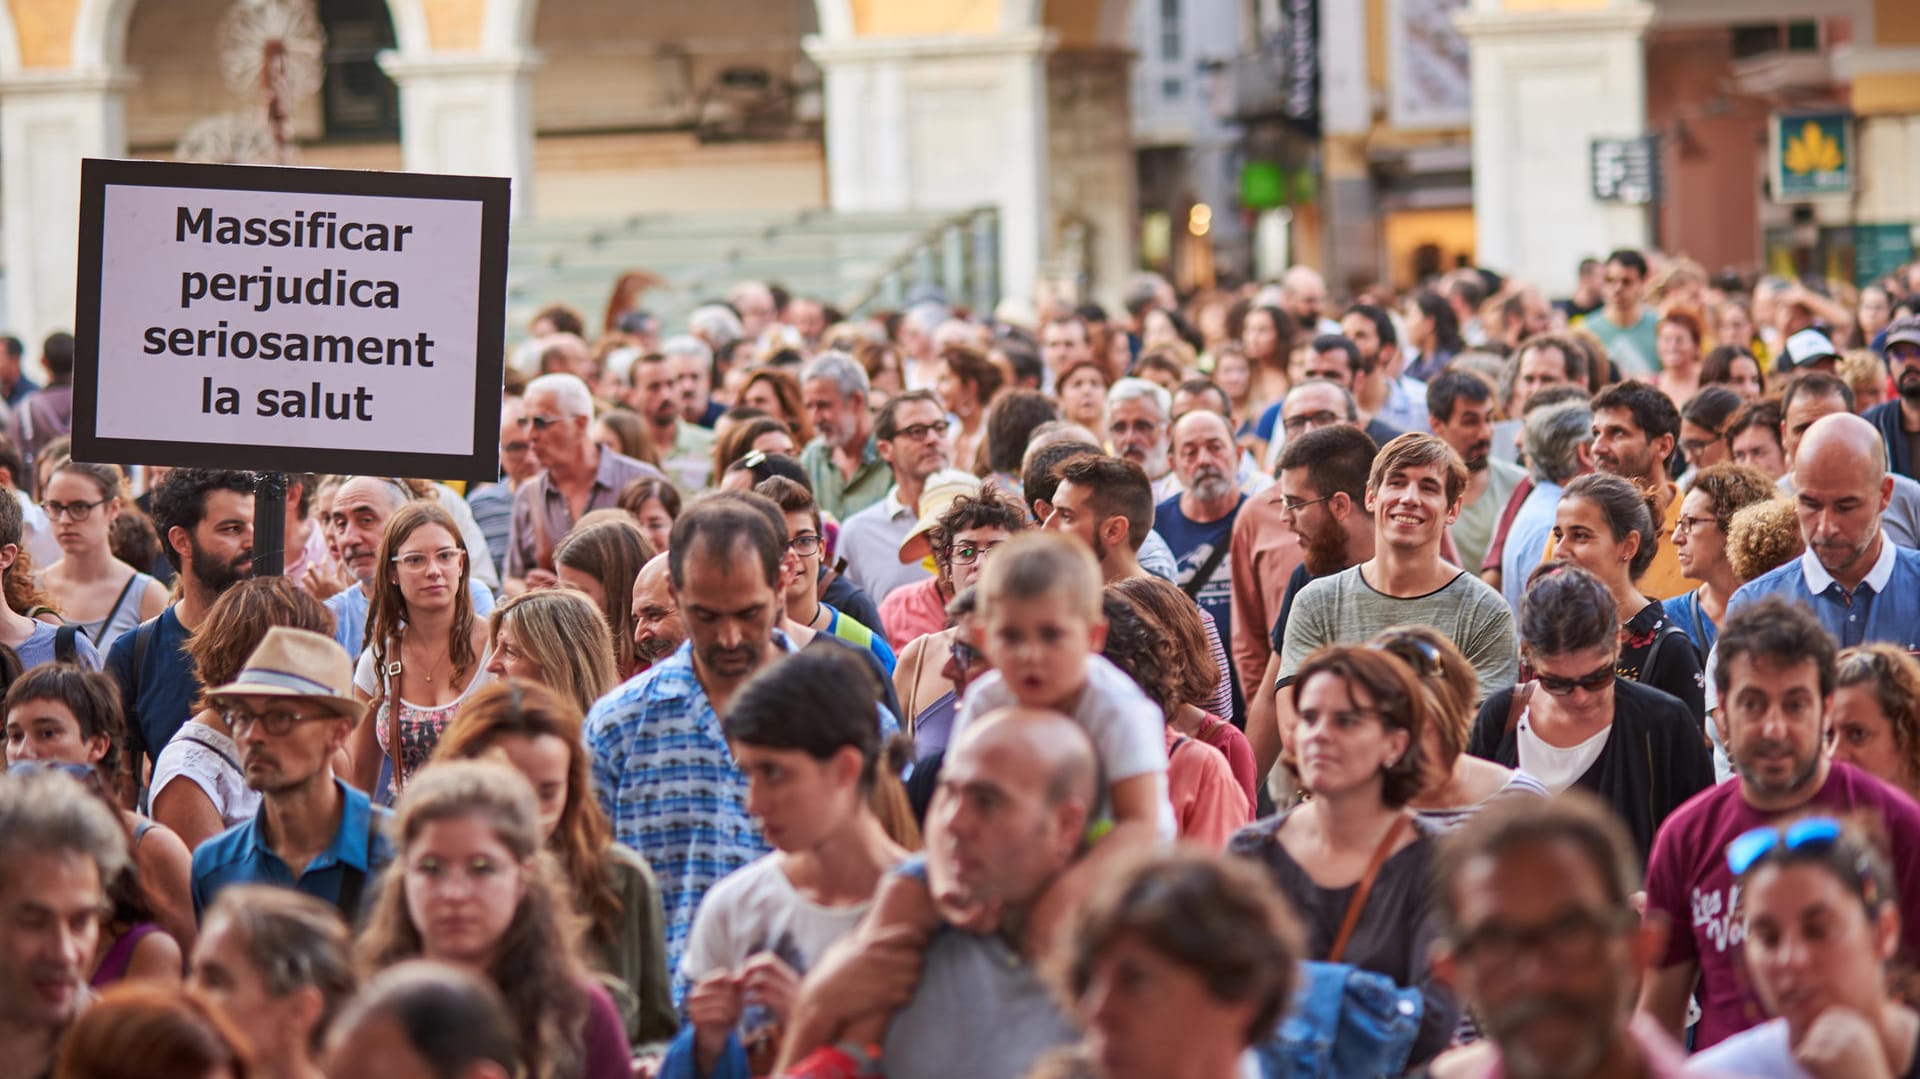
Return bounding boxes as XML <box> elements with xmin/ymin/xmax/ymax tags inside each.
<box><xmin>1643</xmin><ymin>761</ymin><xmax>1920</xmax><ymax>1049</ymax></box>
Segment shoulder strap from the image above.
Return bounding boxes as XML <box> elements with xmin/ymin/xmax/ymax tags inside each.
<box><xmin>1180</xmin><ymin>541</ymin><xmax>1232</xmax><ymax>601</ymax></box>
<box><xmin>1504</xmin><ymin>682</ymin><xmax>1536</xmax><ymax>735</ymax></box>
<box><xmin>1641</xmin><ymin>619</ymin><xmax>1694</xmax><ymax>684</ymax></box>
<box><xmin>334</xmin><ymin>808</ymin><xmax>381</xmax><ymax>923</ymax></box>
<box><xmin>87</xmin><ymin>573</ymin><xmax>144</xmax><ymax>643</ymax></box>
<box><xmin>1327</xmin><ymin>814</ymin><xmax>1412</xmax><ymax>964</ymax></box>
<box><xmin>54</xmin><ymin>623</ymin><xmax>78</xmax><ymax>664</ymax></box>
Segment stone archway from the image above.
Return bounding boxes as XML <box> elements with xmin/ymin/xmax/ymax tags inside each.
<box><xmin>70</xmin><ymin>0</ymin><xmax>432</xmax><ymax>70</ymax></box>
<box><xmin>484</xmin><ymin>0</ymin><xmax>853</xmax><ymax>51</ymax></box>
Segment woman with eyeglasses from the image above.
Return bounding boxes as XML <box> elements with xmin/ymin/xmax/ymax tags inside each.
<box><xmin>357</xmin><ymin>760</ymin><xmax>632</xmax><ymax>1079</ymax></box>
<box><xmin>346</xmin><ymin>502</ymin><xmax>492</xmax><ymax>798</ymax></box>
<box><xmin>1691</xmin><ymin>819</ymin><xmax>1920</xmax><ymax>1078</ymax></box>
<box><xmin>1665</xmin><ymin>462</ymin><xmax>1779</xmax><ymax>654</ymax></box>
<box><xmin>37</xmin><ymin>460</ymin><xmax>168</xmax><ymax>651</ymax></box>
<box><xmin>1829</xmin><ymin>645</ymin><xmax>1920</xmax><ymax>803</ymax></box>
<box><xmin>1702</xmin><ymin>343</ymin><xmax>1768</xmax><ymax>403</ymax></box>
<box><xmin>1550</xmin><ymin>473</ymin><xmax>1706</xmax><ymax>722</ymax></box>
<box><xmin>1370</xmin><ymin>625</ymin><xmax>1545</xmax><ymax>835</ymax></box>
<box><xmin>1468</xmin><ymin>564</ymin><xmax>1713</xmax><ymax>858</ymax></box>
<box><xmin>890</xmin><ymin>486</ymin><xmax>1027</xmax><ymax>741</ymax></box>
<box><xmin>1678</xmin><ymin>385</ymin><xmax>1741</xmax><ymax>477</ymax></box>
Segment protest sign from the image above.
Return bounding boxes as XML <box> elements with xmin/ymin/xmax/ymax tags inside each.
<box><xmin>73</xmin><ymin>158</ymin><xmax>509</xmax><ymax>481</ymax></box>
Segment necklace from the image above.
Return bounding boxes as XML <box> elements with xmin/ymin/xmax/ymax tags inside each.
<box><xmin>407</xmin><ymin>639</ymin><xmax>452</xmax><ymax>685</ymax></box>
<box><xmin>809</xmin><ymin>601</ymin><xmax>825</xmax><ymax>629</ymax></box>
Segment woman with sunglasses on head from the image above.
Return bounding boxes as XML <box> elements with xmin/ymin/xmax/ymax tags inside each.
<box><xmin>37</xmin><ymin>460</ymin><xmax>169</xmax><ymax>651</ymax></box>
<box><xmin>1370</xmin><ymin>625</ymin><xmax>1545</xmax><ymax>835</ymax></box>
<box><xmin>1550</xmin><ymin>473</ymin><xmax>1706</xmax><ymax>722</ymax></box>
<box><xmin>1469</xmin><ymin>564</ymin><xmax>1713</xmax><ymax>859</ymax></box>
<box><xmin>347</xmin><ymin>502</ymin><xmax>493</xmax><ymax>799</ymax></box>
<box><xmin>1828</xmin><ymin>645</ymin><xmax>1920</xmax><ymax>803</ymax></box>
<box><xmin>1691</xmin><ymin>819</ymin><xmax>1920</xmax><ymax>1078</ymax></box>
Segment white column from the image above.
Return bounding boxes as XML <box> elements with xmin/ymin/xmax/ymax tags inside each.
<box><xmin>1455</xmin><ymin>3</ymin><xmax>1654</xmax><ymax>296</ymax></box>
<box><xmin>377</xmin><ymin>51</ymin><xmax>540</xmax><ymax>219</ymax></box>
<box><xmin>1838</xmin><ymin>46</ymin><xmax>1920</xmax><ymax>225</ymax></box>
<box><xmin>0</xmin><ymin>70</ymin><xmax>131</xmax><ymax>358</ymax></box>
<box><xmin>804</xmin><ymin>31</ymin><xmax>1054</xmax><ymax>307</ymax></box>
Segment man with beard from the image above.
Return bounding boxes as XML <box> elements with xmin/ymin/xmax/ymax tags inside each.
<box><xmin>191</xmin><ymin>627</ymin><xmax>395</xmax><ymax>917</ymax></box>
<box><xmin>629</xmin><ymin>552</ymin><xmax>685</xmax><ymax>673</ymax></box>
<box><xmin>1776</xmin><ymin>373</ymin><xmax>1920</xmax><ymax>548</ymax></box>
<box><xmin>1297</xmin><ymin>335</ymin><xmax>1406</xmax><ymax>452</ymax></box>
<box><xmin>1862</xmin><ymin>316</ymin><xmax>1920</xmax><ymax>481</ymax></box>
<box><xmin>1244</xmin><ymin>424</ymin><xmax>1376</xmax><ymax>778</ymax></box>
<box><xmin>1343</xmin><ymin>303</ymin><xmax>1427</xmax><ymax>435</ymax></box>
<box><xmin>1726</xmin><ymin>413</ymin><xmax>1920</xmax><ymax>649</ymax></box>
<box><xmin>322</xmin><ymin>476</ymin><xmax>495</xmax><ymax>660</ymax></box>
<box><xmin>1155</xmin><ymin>411</ymin><xmax>1246</xmax><ymax>647</ymax></box>
<box><xmin>0</xmin><ymin>769</ymin><xmax>129</xmax><ymax>1078</ymax></box>
<box><xmin>838</xmin><ymin>390</ymin><xmax>954</xmax><ymax>603</ymax></box>
<box><xmin>633</xmin><ymin>346</ymin><xmax>717</xmax><ymax>493</ymax></box>
<box><xmin>1541</xmin><ymin>380</ymin><xmax>1690</xmax><ymax>599</ymax></box>
<box><xmin>1433</xmin><ymin>792</ymin><xmax>1691</xmax><ymax>1079</ymax></box>
<box><xmin>1427</xmin><ymin>370</ymin><xmax>1525</xmax><ymax>572</ymax></box>
<box><xmin>1105</xmin><ymin>378</ymin><xmax>1180</xmax><ymax>501</ymax></box>
<box><xmin>800</xmin><ymin>352</ymin><xmax>890</xmax><ymax>519</ymax></box>
<box><xmin>108</xmin><ymin>468</ymin><xmax>255</xmax><ymax>779</ymax></box>
<box><xmin>1638</xmin><ymin>598</ymin><xmax>1920</xmax><ymax>1050</ymax></box>
<box><xmin>586</xmin><ymin>493</ymin><xmax>814</xmax><ymax>980</ymax></box>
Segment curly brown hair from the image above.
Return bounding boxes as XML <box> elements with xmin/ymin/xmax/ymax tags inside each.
<box><xmin>739</xmin><ymin>367</ymin><xmax>814</xmax><ymax>444</ymax></box>
<box><xmin>1726</xmin><ymin>497</ymin><xmax>1804</xmax><ymax>582</ymax></box>
<box><xmin>186</xmin><ymin>577</ymin><xmax>336</xmax><ymax>712</ymax></box>
<box><xmin>1108</xmin><ymin>576</ymin><xmax>1218</xmax><ymax>712</ymax></box>
<box><xmin>1687</xmin><ymin>462</ymin><xmax>1780</xmax><ymax>533</ymax></box>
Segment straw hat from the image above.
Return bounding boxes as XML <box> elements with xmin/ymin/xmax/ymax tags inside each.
<box><xmin>898</xmin><ymin>470</ymin><xmax>988</xmax><ymax>565</ymax></box>
<box><xmin>203</xmin><ymin>626</ymin><xmax>362</xmax><ymax>721</ymax></box>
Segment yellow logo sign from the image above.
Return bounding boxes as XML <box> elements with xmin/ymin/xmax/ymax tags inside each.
<box><xmin>1784</xmin><ymin>120</ymin><xmax>1843</xmax><ymax>175</ymax></box>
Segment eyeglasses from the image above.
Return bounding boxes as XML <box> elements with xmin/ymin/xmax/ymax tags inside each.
<box><xmin>1673</xmin><ymin>515</ymin><xmax>1717</xmax><ymax>536</ymax></box>
<box><xmin>1279</xmin><ymin>495</ymin><xmax>1330</xmax><ymax>518</ymax></box>
<box><xmin>1727</xmin><ymin>816</ymin><xmax>1842</xmax><ymax>876</ymax></box>
<box><xmin>888</xmin><ymin>420</ymin><xmax>950</xmax><ymax>442</ymax></box>
<box><xmin>787</xmin><ymin>534</ymin><xmax>823</xmax><ymax>557</ymax></box>
<box><xmin>1446</xmin><ymin>906</ymin><xmax>1637</xmax><ymax>968</ymax></box>
<box><xmin>949</xmin><ymin>636</ymin><xmax>985</xmax><ymax>669</ymax></box>
<box><xmin>516</xmin><ymin>412</ymin><xmax>563</xmax><ymax>431</ymax></box>
<box><xmin>1680</xmin><ymin>436</ymin><xmax>1722</xmax><ymax>459</ymax></box>
<box><xmin>392</xmin><ymin>548</ymin><xmax>466</xmax><ymax>572</ymax></box>
<box><xmin>1535</xmin><ymin>660</ymin><xmax>1615</xmax><ymax>696</ymax></box>
<box><xmin>44</xmin><ymin>498</ymin><xmax>107</xmax><ymax>522</ymax></box>
<box><xmin>1283</xmin><ymin>411</ymin><xmax>1342</xmax><ymax>435</ymax></box>
<box><xmin>502</xmin><ymin>440</ymin><xmax>531</xmax><ymax>455</ymax></box>
<box><xmin>944</xmin><ymin>540</ymin><xmax>1004</xmax><ymax>565</ymax></box>
<box><xmin>225</xmin><ymin>706</ymin><xmax>333</xmax><ymax>736</ymax></box>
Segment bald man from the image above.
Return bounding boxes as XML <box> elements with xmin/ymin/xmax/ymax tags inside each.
<box><xmin>1157</xmin><ymin>411</ymin><xmax>1247</xmax><ymax>678</ymax></box>
<box><xmin>1726</xmin><ymin>412</ymin><xmax>1920</xmax><ymax>649</ymax></box>
<box><xmin>630</xmin><ymin>553</ymin><xmax>685</xmax><ymax>670</ymax></box>
<box><xmin>782</xmin><ymin>707</ymin><xmax>1090</xmax><ymax>1079</ymax></box>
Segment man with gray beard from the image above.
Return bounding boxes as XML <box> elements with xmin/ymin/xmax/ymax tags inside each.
<box><xmin>1154</xmin><ymin>410</ymin><xmax>1246</xmax><ymax>644</ymax></box>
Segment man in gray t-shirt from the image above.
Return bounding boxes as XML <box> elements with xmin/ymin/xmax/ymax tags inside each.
<box><xmin>780</xmin><ymin>708</ymin><xmax>1095</xmax><ymax>1078</ymax></box>
<box><xmin>1273</xmin><ymin>433</ymin><xmax>1520</xmax><ymax>753</ymax></box>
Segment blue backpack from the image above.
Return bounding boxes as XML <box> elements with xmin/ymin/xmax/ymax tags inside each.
<box><xmin>1253</xmin><ymin>960</ymin><xmax>1424</xmax><ymax>1079</ymax></box>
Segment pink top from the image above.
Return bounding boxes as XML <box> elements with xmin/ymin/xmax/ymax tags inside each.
<box><xmin>879</xmin><ymin>577</ymin><xmax>948</xmax><ymax>651</ymax></box>
<box><xmin>1196</xmin><ymin>713</ymin><xmax>1258</xmax><ymax>813</ymax></box>
<box><xmin>1165</xmin><ymin>726</ymin><xmax>1249</xmax><ymax>849</ymax></box>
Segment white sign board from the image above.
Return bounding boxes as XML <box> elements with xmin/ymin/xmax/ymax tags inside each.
<box><xmin>75</xmin><ymin>159</ymin><xmax>509</xmax><ymax>480</ymax></box>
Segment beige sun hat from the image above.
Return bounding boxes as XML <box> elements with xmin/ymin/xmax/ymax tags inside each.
<box><xmin>897</xmin><ymin>470</ymin><xmax>990</xmax><ymax>565</ymax></box>
<box><xmin>204</xmin><ymin>626</ymin><xmax>363</xmax><ymax>721</ymax></box>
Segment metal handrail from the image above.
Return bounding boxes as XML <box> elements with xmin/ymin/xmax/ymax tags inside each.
<box><xmin>840</xmin><ymin>205</ymin><xmax>999</xmax><ymax>315</ymax></box>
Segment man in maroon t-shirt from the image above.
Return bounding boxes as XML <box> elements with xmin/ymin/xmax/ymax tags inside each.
<box><xmin>1637</xmin><ymin>596</ymin><xmax>1920</xmax><ymax>1050</ymax></box>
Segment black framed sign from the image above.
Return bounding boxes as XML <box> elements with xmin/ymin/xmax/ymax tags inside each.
<box><xmin>73</xmin><ymin>158</ymin><xmax>509</xmax><ymax>481</ymax></box>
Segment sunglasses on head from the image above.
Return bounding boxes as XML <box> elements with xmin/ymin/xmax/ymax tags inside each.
<box><xmin>1726</xmin><ymin>816</ymin><xmax>1842</xmax><ymax>877</ymax></box>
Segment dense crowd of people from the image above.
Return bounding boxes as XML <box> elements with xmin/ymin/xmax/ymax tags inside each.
<box><xmin>2</xmin><ymin>255</ymin><xmax>1920</xmax><ymax>1078</ymax></box>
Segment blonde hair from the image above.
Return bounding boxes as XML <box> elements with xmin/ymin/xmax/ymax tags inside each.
<box><xmin>486</xmin><ymin>590</ymin><xmax>618</xmax><ymax>716</ymax></box>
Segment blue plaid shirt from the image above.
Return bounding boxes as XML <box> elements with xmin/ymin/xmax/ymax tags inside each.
<box><xmin>584</xmin><ymin>633</ymin><xmax>898</xmax><ymax>1001</ymax></box>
